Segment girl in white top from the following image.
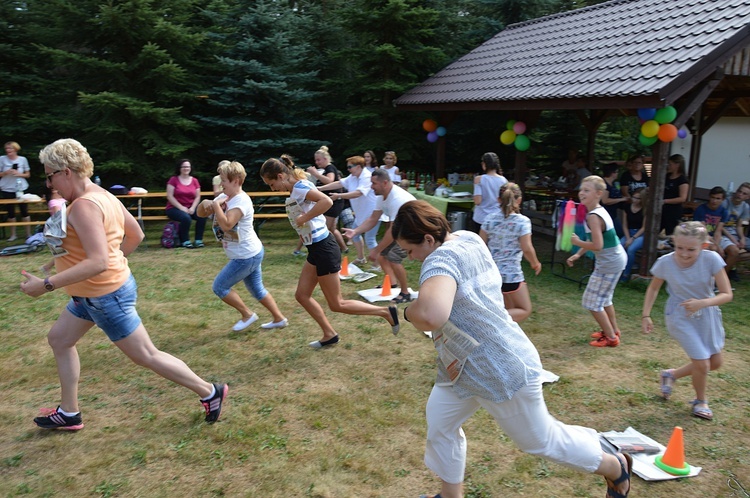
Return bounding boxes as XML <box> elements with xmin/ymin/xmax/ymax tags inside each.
<box><xmin>392</xmin><ymin>200</ymin><xmax>632</xmax><ymax>498</ymax></box>
<box><xmin>480</xmin><ymin>183</ymin><xmax>541</xmax><ymax>322</ymax></box>
<box><xmin>641</xmin><ymin>221</ymin><xmax>733</xmax><ymax>421</ymax></box>
<box><xmin>472</xmin><ymin>152</ymin><xmax>507</xmax><ymax>232</ymax></box>
<box><xmin>363</xmin><ymin>149</ymin><xmax>379</xmax><ymax>173</ymax></box>
<box><xmin>199</xmin><ymin>161</ymin><xmax>287</xmax><ymax>332</ymax></box>
<box><xmin>260</xmin><ymin>155</ymin><xmax>400</xmax><ymax>349</ymax></box>
<box><xmin>380</xmin><ymin>150</ymin><xmax>400</xmax><ymax>182</ymax></box>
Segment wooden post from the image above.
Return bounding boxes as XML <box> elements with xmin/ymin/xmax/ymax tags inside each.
<box><xmin>640</xmin><ymin>141</ymin><xmax>669</xmax><ymax>275</ymax></box>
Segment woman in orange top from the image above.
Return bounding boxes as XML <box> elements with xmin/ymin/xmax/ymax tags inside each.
<box><xmin>20</xmin><ymin>139</ymin><xmax>227</xmax><ymax>430</ymax></box>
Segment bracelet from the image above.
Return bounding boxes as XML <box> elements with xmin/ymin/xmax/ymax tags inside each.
<box><xmin>642</xmin><ymin>315</ymin><xmax>650</xmax><ymax>318</ymax></box>
<box><xmin>403</xmin><ymin>306</ymin><xmax>411</xmax><ymax>323</ymax></box>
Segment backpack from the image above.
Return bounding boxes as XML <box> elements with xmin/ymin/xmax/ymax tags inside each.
<box><xmin>161</xmin><ymin>221</ymin><xmax>180</xmax><ymax>248</ymax></box>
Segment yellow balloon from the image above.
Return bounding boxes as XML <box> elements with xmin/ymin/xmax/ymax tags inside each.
<box><xmin>500</xmin><ymin>130</ymin><xmax>516</xmax><ymax>145</ymax></box>
<box><xmin>641</xmin><ymin>120</ymin><xmax>659</xmax><ymax>138</ymax></box>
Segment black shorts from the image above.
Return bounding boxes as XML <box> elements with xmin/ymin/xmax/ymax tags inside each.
<box><xmin>306</xmin><ymin>233</ymin><xmax>342</xmax><ymax>276</ymax></box>
<box><xmin>501</xmin><ymin>281</ymin><xmax>522</xmax><ymax>293</ymax></box>
<box><xmin>324</xmin><ymin>198</ymin><xmax>345</xmax><ymax>218</ymax></box>
<box><xmin>1</xmin><ymin>191</ymin><xmax>28</xmax><ymax>218</ymax></box>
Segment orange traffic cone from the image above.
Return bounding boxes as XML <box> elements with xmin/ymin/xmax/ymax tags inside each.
<box><xmin>340</xmin><ymin>256</ymin><xmax>349</xmax><ymax>277</ymax></box>
<box><xmin>380</xmin><ymin>274</ymin><xmax>392</xmax><ymax>297</ymax></box>
<box><xmin>654</xmin><ymin>426</ymin><xmax>691</xmax><ymax>475</ymax></box>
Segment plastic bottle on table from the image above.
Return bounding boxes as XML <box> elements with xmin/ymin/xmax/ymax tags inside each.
<box><xmin>15</xmin><ymin>178</ymin><xmax>23</xmax><ymax>199</ymax></box>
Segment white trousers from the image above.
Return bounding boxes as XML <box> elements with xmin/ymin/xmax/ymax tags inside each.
<box><xmin>424</xmin><ymin>379</ymin><xmax>603</xmax><ymax>484</ymax></box>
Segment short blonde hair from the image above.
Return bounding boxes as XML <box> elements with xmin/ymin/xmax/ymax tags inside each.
<box><xmin>4</xmin><ymin>141</ymin><xmax>20</xmax><ymax>153</ymax></box>
<box><xmin>581</xmin><ymin>175</ymin><xmax>606</xmax><ymax>191</ymax></box>
<box><xmin>673</xmin><ymin>221</ymin><xmax>709</xmax><ymax>244</ymax></box>
<box><xmin>39</xmin><ymin>138</ymin><xmax>94</xmax><ymax>178</ymax></box>
<box><xmin>217</xmin><ymin>160</ymin><xmax>246</xmax><ymax>184</ymax></box>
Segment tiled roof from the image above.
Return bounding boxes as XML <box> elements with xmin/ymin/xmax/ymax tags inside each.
<box><xmin>394</xmin><ymin>0</ymin><xmax>750</xmax><ymax>110</ymax></box>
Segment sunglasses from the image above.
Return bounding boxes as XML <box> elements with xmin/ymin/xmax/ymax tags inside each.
<box><xmin>346</xmin><ymin>164</ymin><xmax>358</xmax><ymax>169</ymax></box>
<box><xmin>46</xmin><ymin>170</ymin><xmax>63</xmax><ymax>182</ymax></box>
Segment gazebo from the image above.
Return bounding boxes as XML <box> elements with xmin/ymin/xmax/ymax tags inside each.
<box><xmin>394</xmin><ymin>0</ymin><xmax>750</xmax><ymax>270</ymax></box>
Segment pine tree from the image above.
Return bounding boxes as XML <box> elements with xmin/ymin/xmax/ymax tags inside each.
<box><xmin>198</xmin><ymin>0</ymin><xmax>326</xmax><ymax>182</ymax></box>
<box><xmin>29</xmin><ymin>0</ymin><xmax>219</xmax><ymax>185</ymax></box>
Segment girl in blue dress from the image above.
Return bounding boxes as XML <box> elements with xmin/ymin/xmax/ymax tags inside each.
<box><xmin>641</xmin><ymin>221</ymin><xmax>733</xmax><ymax>420</ymax></box>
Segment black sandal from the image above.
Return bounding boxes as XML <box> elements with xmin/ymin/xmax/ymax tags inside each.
<box><xmin>391</xmin><ymin>292</ymin><xmax>412</xmax><ymax>304</ymax></box>
<box><xmin>606</xmin><ymin>453</ymin><xmax>632</xmax><ymax>498</ymax></box>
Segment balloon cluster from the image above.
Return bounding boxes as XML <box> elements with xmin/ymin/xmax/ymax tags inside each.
<box><xmin>499</xmin><ymin>120</ymin><xmax>530</xmax><ymax>151</ymax></box>
<box><xmin>637</xmin><ymin>106</ymin><xmax>687</xmax><ymax>146</ymax></box>
<box><xmin>423</xmin><ymin>119</ymin><xmax>447</xmax><ymax>143</ymax></box>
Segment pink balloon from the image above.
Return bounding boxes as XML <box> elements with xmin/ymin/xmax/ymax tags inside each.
<box><xmin>513</xmin><ymin>121</ymin><xmax>526</xmax><ymax>135</ymax></box>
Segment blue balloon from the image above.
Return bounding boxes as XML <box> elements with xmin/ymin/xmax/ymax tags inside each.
<box><xmin>677</xmin><ymin>128</ymin><xmax>688</xmax><ymax>139</ymax></box>
<box><xmin>427</xmin><ymin>131</ymin><xmax>438</xmax><ymax>143</ymax></box>
<box><xmin>436</xmin><ymin>126</ymin><xmax>447</xmax><ymax>137</ymax></box>
<box><xmin>637</xmin><ymin>108</ymin><xmax>656</xmax><ymax>121</ymax></box>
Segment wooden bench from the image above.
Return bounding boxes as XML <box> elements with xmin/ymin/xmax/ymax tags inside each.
<box><xmin>115</xmin><ymin>191</ymin><xmax>290</xmax><ymax>232</ymax></box>
<box><xmin>0</xmin><ymin>191</ymin><xmax>290</xmax><ymax>238</ymax></box>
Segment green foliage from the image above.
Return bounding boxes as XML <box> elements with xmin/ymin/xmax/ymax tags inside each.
<box><xmin>2</xmin><ymin>0</ymin><xmax>665</xmax><ymax>190</ymax></box>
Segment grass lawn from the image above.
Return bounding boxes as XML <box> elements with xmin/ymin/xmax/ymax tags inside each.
<box><xmin>1</xmin><ymin>220</ymin><xmax>748</xmax><ymax>497</ymax></box>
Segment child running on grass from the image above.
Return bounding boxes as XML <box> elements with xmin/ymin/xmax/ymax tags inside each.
<box><xmin>479</xmin><ymin>182</ymin><xmax>542</xmax><ymax>322</ymax></box>
<box><xmin>567</xmin><ymin>175</ymin><xmax>627</xmax><ymax>347</ymax></box>
<box><xmin>198</xmin><ymin>160</ymin><xmax>288</xmax><ymax>332</ymax></box>
<box><xmin>260</xmin><ymin>154</ymin><xmax>399</xmax><ymax>349</ymax></box>
<box><xmin>641</xmin><ymin>221</ymin><xmax>733</xmax><ymax>420</ymax></box>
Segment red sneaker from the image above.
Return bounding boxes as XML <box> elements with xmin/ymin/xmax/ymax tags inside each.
<box><xmin>589</xmin><ymin>335</ymin><xmax>620</xmax><ymax>347</ymax></box>
<box><xmin>590</xmin><ymin>330</ymin><xmax>621</xmax><ymax>339</ymax></box>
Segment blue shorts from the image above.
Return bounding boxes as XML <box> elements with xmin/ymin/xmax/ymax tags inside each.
<box><xmin>65</xmin><ymin>274</ymin><xmax>142</xmax><ymax>342</ymax></box>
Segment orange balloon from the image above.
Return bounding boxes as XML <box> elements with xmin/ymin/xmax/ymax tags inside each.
<box><xmin>422</xmin><ymin>119</ymin><xmax>438</xmax><ymax>132</ymax></box>
<box><xmin>658</xmin><ymin>123</ymin><xmax>678</xmax><ymax>142</ymax></box>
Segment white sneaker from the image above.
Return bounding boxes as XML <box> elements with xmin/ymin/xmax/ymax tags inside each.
<box><xmin>261</xmin><ymin>318</ymin><xmax>288</xmax><ymax>329</ymax></box>
<box><xmin>7</xmin><ymin>235</ymin><xmax>18</xmax><ymax>242</ymax></box>
<box><xmin>232</xmin><ymin>313</ymin><xmax>258</xmax><ymax>331</ymax></box>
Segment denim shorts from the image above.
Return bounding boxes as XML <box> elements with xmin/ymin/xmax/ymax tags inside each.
<box><xmin>212</xmin><ymin>249</ymin><xmax>268</xmax><ymax>301</ymax></box>
<box><xmin>65</xmin><ymin>274</ymin><xmax>142</xmax><ymax>342</ymax></box>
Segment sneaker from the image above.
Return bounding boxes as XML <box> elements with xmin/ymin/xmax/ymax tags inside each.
<box><xmin>201</xmin><ymin>383</ymin><xmax>228</xmax><ymax>423</ymax></box>
<box><xmin>7</xmin><ymin>235</ymin><xmax>18</xmax><ymax>242</ymax></box>
<box><xmin>352</xmin><ymin>257</ymin><xmax>367</xmax><ymax>266</ymax></box>
<box><xmin>232</xmin><ymin>313</ymin><xmax>258</xmax><ymax>331</ymax></box>
<box><xmin>589</xmin><ymin>335</ymin><xmax>620</xmax><ymax>347</ymax></box>
<box><xmin>34</xmin><ymin>406</ymin><xmax>84</xmax><ymax>431</ymax></box>
<box><xmin>590</xmin><ymin>330</ymin><xmax>621</xmax><ymax>339</ymax></box>
<box><xmin>261</xmin><ymin>318</ymin><xmax>288</xmax><ymax>329</ymax></box>
<box><xmin>293</xmin><ymin>250</ymin><xmax>304</xmax><ymax>256</ymax></box>
<box><xmin>194</xmin><ymin>240</ymin><xmax>205</xmax><ymax>248</ymax></box>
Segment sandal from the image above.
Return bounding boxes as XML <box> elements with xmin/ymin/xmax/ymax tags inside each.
<box><xmin>660</xmin><ymin>369</ymin><xmax>675</xmax><ymax>399</ymax></box>
<box><xmin>375</xmin><ymin>283</ymin><xmax>399</xmax><ymax>289</ymax></box>
<box><xmin>606</xmin><ymin>453</ymin><xmax>632</xmax><ymax>498</ymax></box>
<box><xmin>690</xmin><ymin>399</ymin><xmax>713</xmax><ymax>420</ymax></box>
<box><xmin>391</xmin><ymin>292</ymin><xmax>412</xmax><ymax>304</ymax></box>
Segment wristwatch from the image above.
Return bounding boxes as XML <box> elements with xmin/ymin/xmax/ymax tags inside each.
<box><xmin>44</xmin><ymin>277</ymin><xmax>55</xmax><ymax>292</ymax></box>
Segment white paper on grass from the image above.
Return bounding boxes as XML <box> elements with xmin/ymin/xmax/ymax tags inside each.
<box><xmin>599</xmin><ymin>426</ymin><xmax>701</xmax><ymax>481</ymax></box>
<box><xmin>357</xmin><ymin>287</ymin><xmax>419</xmax><ymax>302</ymax></box>
<box><xmin>339</xmin><ymin>263</ymin><xmax>364</xmax><ymax>280</ymax></box>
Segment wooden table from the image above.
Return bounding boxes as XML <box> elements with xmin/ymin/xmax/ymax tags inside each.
<box><xmin>407</xmin><ymin>188</ymin><xmax>474</xmax><ymax>215</ymax></box>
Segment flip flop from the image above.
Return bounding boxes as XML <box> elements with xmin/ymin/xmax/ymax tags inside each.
<box><xmin>606</xmin><ymin>453</ymin><xmax>632</xmax><ymax>498</ymax></box>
